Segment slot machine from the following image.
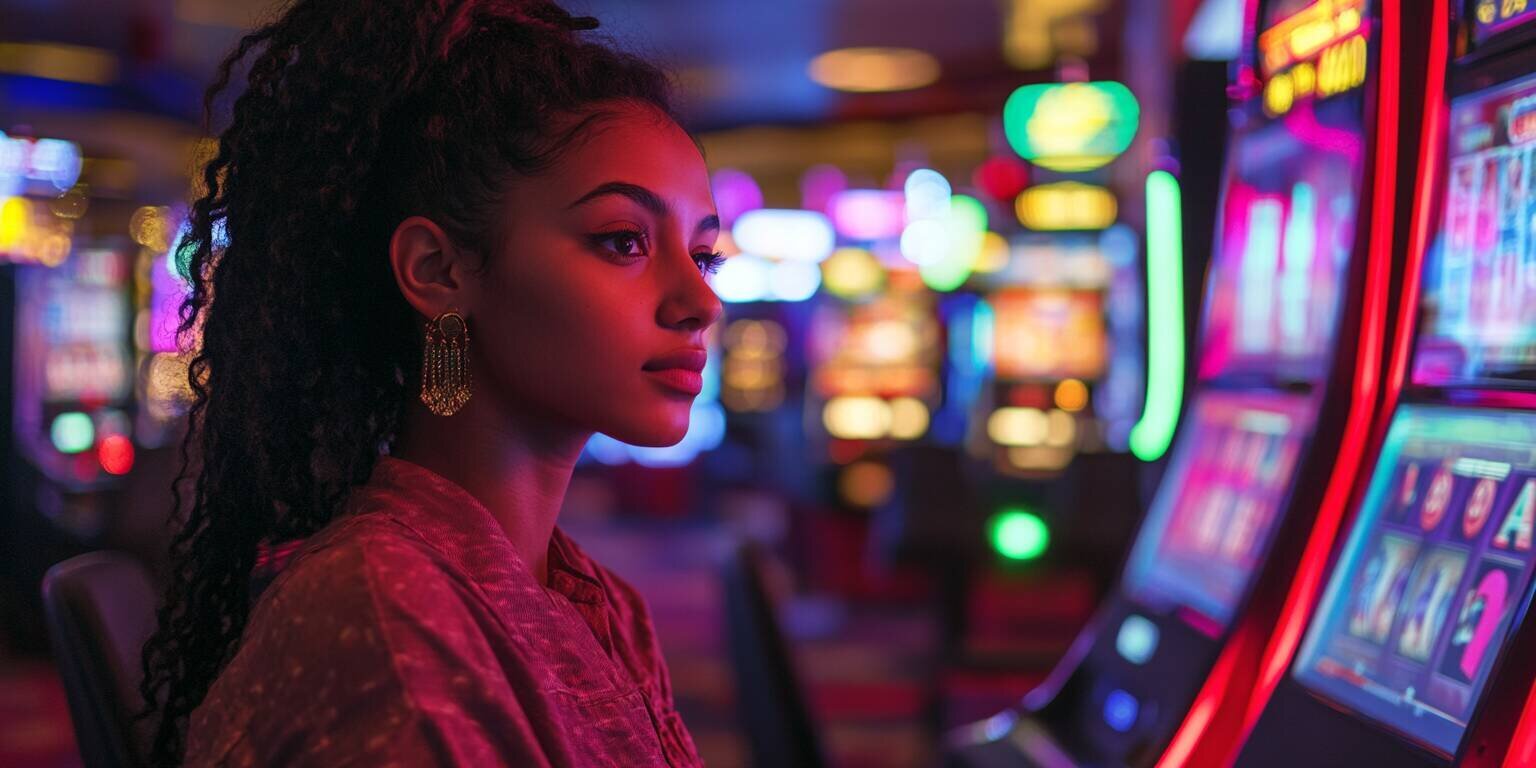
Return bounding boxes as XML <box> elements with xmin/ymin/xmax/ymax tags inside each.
<box><xmin>1230</xmin><ymin>2</ymin><xmax>1536</xmax><ymax>766</ymax></box>
<box><xmin>946</xmin><ymin>1</ymin><xmax>1434</xmax><ymax>765</ymax></box>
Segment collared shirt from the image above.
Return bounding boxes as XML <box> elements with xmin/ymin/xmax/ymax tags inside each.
<box><xmin>183</xmin><ymin>456</ymin><xmax>702</xmax><ymax>767</ymax></box>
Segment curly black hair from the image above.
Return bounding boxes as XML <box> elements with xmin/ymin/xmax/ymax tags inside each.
<box><xmin>137</xmin><ymin>1</ymin><xmax>675</xmax><ymax>763</ymax></box>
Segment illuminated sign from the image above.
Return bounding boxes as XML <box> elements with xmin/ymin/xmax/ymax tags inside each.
<box><xmin>1510</xmin><ymin>95</ymin><xmax>1536</xmax><ymax>145</ymax></box>
<box><xmin>1015</xmin><ymin>182</ymin><xmax>1118</xmax><ymax>231</ymax></box>
<box><xmin>0</xmin><ymin>132</ymin><xmax>83</xmax><ymax>197</ymax></box>
<box><xmin>1003</xmin><ymin>81</ymin><xmax>1139</xmax><ymax>172</ymax></box>
<box><xmin>1473</xmin><ymin>0</ymin><xmax>1536</xmax><ymax>42</ymax></box>
<box><xmin>0</xmin><ymin>196</ymin><xmax>74</xmax><ymax>266</ymax></box>
<box><xmin>1258</xmin><ymin>0</ymin><xmax>1368</xmax><ymax>117</ymax></box>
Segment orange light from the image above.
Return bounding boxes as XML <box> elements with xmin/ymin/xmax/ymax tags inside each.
<box><xmin>1257</xmin><ymin>0</ymin><xmax>1366</xmax><ymax>76</ymax></box>
<box><xmin>98</xmin><ymin>434</ymin><xmax>135</xmax><ymax>475</ymax></box>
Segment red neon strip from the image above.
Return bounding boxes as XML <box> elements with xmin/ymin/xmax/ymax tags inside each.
<box><xmin>1505</xmin><ymin>677</ymin><xmax>1536</xmax><ymax>767</ymax></box>
<box><xmin>1155</xmin><ymin>3</ymin><xmax>1412</xmax><ymax>766</ymax></box>
<box><xmin>1243</xmin><ymin>0</ymin><xmax>1439</xmax><ymax>741</ymax></box>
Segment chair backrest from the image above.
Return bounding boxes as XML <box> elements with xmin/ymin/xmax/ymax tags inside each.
<box><xmin>41</xmin><ymin>551</ymin><xmax>157</xmax><ymax>768</ymax></box>
<box><xmin>721</xmin><ymin>540</ymin><xmax>828</xmax><ymax>768</ymax></box>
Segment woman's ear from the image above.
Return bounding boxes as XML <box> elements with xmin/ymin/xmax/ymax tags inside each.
<box><xmin>388</xmin><ymin>215</ymin><xmax>475</xmax><ymax>320</ymax></box>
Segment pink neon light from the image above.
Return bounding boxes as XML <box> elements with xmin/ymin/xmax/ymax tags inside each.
<box><xmin>828</xmin><ymin>189</ymin><xmax>907</xmax><ymax>241</ymax></box>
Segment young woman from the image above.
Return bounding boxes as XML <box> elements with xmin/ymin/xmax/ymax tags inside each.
<box><xmin>138</xmin><ymin>1</ymin><xmax>723</xmax><ymax>765</ymax></box>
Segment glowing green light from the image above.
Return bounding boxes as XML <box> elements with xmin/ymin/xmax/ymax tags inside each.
<box><xmin>50</xmin><ymin>412</ymin><xmax>94</xmax><ymax>454</ymax></box>
<box><xmin>919</xmin><ymin>194</ymin><xmax>988</xmax><ymax>292</ymax></box>
<box><xmin>989</xmin><ymin>508</ymin><xmax>1049</xmax><ymax>561</ymax></box>
<box><xmin>1003</xmin><ymin>81</ymin><xmax>1140</xmax><ymax>172</ymax></box>
<box><xmin>1130</xmin><ymin>170</ymin><xmax>1185</xmax><ymax>462</ymax></box>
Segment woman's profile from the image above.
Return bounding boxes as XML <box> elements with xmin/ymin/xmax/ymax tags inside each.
<box><xmin>138</xmin><ymin>1</ymin><xmax>722</xmax><ymax>764</ymax></box>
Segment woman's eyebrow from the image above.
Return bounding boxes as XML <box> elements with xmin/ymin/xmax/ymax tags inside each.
<box><xmin>567</xmin><ymin>181</ymin><xmax>668</xmax><ymax>217</ymax></box>
<box><xmin>697</xmin><ymin>214</ymin><xmax>720</xmax><ymax>236</ymax></box>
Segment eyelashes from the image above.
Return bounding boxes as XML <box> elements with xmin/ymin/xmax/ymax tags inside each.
<box><xmin>589</xmin><ymin>229</ymin><xmax>727</xmax><ymax>275</ymax></box>
<box><xmin>696</xmin><ymin>250</ymin><xmax>726</xmax><ymax>275</ymax></box>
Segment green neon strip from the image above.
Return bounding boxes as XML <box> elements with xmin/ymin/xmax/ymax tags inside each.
<box><xmin>1129</xmin><ymin>170</ymin><xmax>1185</xmax><ymax>462</ymax></box>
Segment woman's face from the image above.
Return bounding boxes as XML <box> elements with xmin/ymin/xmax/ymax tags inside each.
<box><xmin>467</xmin><ymin>103</ymin><xmax>723</xmax><ymax>447</ymax></box>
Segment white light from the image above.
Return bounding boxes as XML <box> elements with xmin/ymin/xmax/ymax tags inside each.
<box><xmin>768</xmin><ymin>259</ymin><xmax>822</xmax><ymax>302</ymax></box>
<box><xmin>900</xmin><ymin>219</ymin><xmax>949</xmax><ymax>265</ymax></box>
<box><xmin>904</xmin><ymin>168</ymin><xmax>952</xmax><ymax>221</ymax></box>
<box><xmin>732</xmin><ymin>209</ymin><xmax>836</xmax><ymax>263</ymax></box>
<box><xmin>710</xmin><ymin>253</ymin><xmax>771</xmax><ymax>303</ymax></box>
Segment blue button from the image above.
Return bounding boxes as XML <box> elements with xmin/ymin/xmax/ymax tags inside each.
<box><xmin>1104</xmin><ymin>689</ymin><xmax>1139</xmax><ymax>733</ymax></box>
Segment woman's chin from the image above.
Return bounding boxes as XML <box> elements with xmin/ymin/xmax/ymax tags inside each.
<box><xmin>598</xmin><ymin>412</ymin><xmax>691</xmax><ymax>448</ymax></box>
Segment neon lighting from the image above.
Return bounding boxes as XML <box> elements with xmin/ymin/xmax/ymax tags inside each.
<box><xmin>988</xmin><ymin>407</ymin><xmax>1049</xmax><ymax>447</ymax></box>
<box><xmin>1115</xmin><ymin>614</ymin><xmax>1160</xmax><ymax>665</ymax></box>
<box><xmin>829</xmin><ymin>189</ymin><xmax>906</xmax><ymax>240</ymax></box>
<box><xmin>919</xmin><ymin>194</ymin><xmax>988</xmax><ymax>292</ymax></box>
<box><xmin>98</xmin><ymin>434</ymin><xmax>134</xmax><ymax>475</ymax></box>
<box><xmin>1184</xmin><ymin>0</ymin><xmax>1245</xmax><ymax>61</ymax></box>
<box><xmin>1280</xmin><ymin>183</ymin><xmax>1318</xmax><ymax>352</ymax></box>
<box><xmin>972</xmin><ymin>299</ymin><xmax>994</xmax><ymax>371</ymax></box>
<box><xmin>50</xmin><ymin>412</ymin><xmax>93</xmax><ymax>454</ymax></box>
<box><xmin>710</xmin><ymin>169</ymin><xmax>764</xmax><ymax>226</ymax></box>
<box><xmin>989</xmin><ymin>508</ymin><xmax>1049</xmax><ymax>561</ymax></box>
<box><xmin>767</xmin><ymin>259</ymin><xmax>822</xmax><ymax>302</ymax></box>
<box><xmin>899</xmin><ymin>218</ymin><xmax>948</xmax><ymax>265</ymax></box>
<box><xmin>800</xmin><ymin>164</ymin><xmax>848</xmax><ymax>214</ymax></box>
<box><xmin>1219</xmin><ymin>2</ymin><xmax>1408</xmax><ymax>763</ymax></box>
<box><xmin>888</xmin><ymin>397</ymin><xmax>930</xmax><ymax>440</ymax></box>
<box><xmin>1003</xmin><ymin>81</ymin><xmax>1140</xmax><ymax>173</ymax></box>
<box><xmin>807</xmin><ymin>47</ymin><xmax>941</xmax><ymax>93</ymax></box>
<box><xmin>0</xmin><ymin>196</ymin><xmax>27</xmax><ymax>247</ymax></box>
<box><xmin>1103</xmin><ymin>689</ymin><xmax>1140</xmax><ymax>733</ymax></box>
<box><xmin>709</xmin><ymin>253</ymin><xmax>771</xmax><ymax>303</ymax></box>
<box><xmin>1054</xmin><ymin>379</ymin><xmax>1089</xmax><ymax>412</ymax></box>
<box><xmin>1238</xmin><ymin>198</ymin><xmax>1283</xmax><ymax>352</ymax></box>
<box><xmin>0</xmin><ymin>131</ymin><xmax>84</xmax><ymax>195</ymax></box>
<box><xmin>823</xmin><ymin>396</ymin><xmax>893</xmax><ymax>440</ymax></box>
<box><xmin>821</xmin><ymin>247</ymin><xmax>886</xmax><ymax>300</ymax></box>
<box><xmin>972</xmin><ymin>155</ymin><xmax>1030</xmax><ymax>202</ymax></box>
<box><xmin>904</xmin><ymin>168</ymin><xmax>952</xmax><ymax>221</ymax></box>
<box><xmin>0</xmin><ymin>43</ymin><xmax>117</xmax><ymax>86</ymax></box>
<box><xmin>1015</xmin><ymin>182</ymin><xmax>1118</xmax><ymax>231</ymax></box>
<box><xmin>731</xmin><ymin>209</ymin><xmax>836</xmax><ymax>263</ymax></box>
<box><xmin>1257</xmin><ymin>0</ymin><xmax>1365</xmax><ymax>76</ymax></box>
<box><xmin>1129</xmin><ymin>170</ymin><xmax>1184</xmax><ymax>462</ymax></box>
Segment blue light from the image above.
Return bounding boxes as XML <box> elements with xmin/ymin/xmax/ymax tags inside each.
<box><xmin>971</xmin><ymin>298</ymin><xmax>995</xmax><ymax>372</ymax></box>
<box><xmin>1115</xmin><ymin>614</ymin><xmax>1159</xmax><ymax>665</ymax></box>
<box><xmin>1103</xmin><ymin>689</ymin><xmax>1139</xmax><ymax>733</ymax></box>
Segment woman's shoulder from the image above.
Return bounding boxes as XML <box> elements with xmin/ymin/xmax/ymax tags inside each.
<box><xmin>185</xmin><ymin>514</ymin><xmax>500</xmax><ymax>765</ymax></box>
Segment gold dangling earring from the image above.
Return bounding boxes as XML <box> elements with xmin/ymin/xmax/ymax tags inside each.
<box><xmin>420</xmin><ymin>310</ymin><xmax>471</xmax><ymax>416</ymax></box>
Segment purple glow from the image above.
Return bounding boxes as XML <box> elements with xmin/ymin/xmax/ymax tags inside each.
<box><xmin>710</xmin><ymin>169</ymin><xmax>764</xmax><ymax>227</ymax></box>
<box><xmin>150</xmin><ymin>258</ymin><xmax>189</xmax><ymax>353</ymax></box>
<box><xmin>800</xmin><ymin>164</ymin><xmax>847</xmax><ymax>214</ymax></box>
<box><xmin>829</xmin><ymin>189</ymin><xmax>906</xmax><ymax>241</ymax></box>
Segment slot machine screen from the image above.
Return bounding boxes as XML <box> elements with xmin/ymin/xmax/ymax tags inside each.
<box><xmin>1469</xmin><ymin>0</ymin><xmax>1536</xmax><ymax>44</ymax></box>
<box><xmin>1123</xmin><ymin>390</ymin><xmax>1316</xmax><ymax>627</ymax></box>
<box><xmin>1295</xmin><ymin>406</ymin><xmax>1536</xmax><ymax>755</ymax></box>
<box><xmin>990</xmin><ymin>288</ymin><xmax>1107</xmax><ymax>381</ymax></box>
<box><xmin>1198</xmin><ymin>72</ymin><xmax>1365</xmax><ymax>384</ymax></box>
<box><xmin>1415</xmin><ymin>71</ymin><xmax>1536</xmax><ymax>388</ymax></box>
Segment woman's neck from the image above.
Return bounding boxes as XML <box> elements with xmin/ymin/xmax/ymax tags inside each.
<box><xmin>391</xmin><ymin>397</ymin><xmax>589</xmax><ymax>587</ymax></box>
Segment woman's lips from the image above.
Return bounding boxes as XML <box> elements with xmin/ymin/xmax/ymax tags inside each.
<box><xmin>642</xmin><ymin>347</ymin><xmax>707</xmax><ymax>396</ymax></box>
<box><xmin>645</xmin><ymin>368</ymin><xmax>703</xmax><ymax>395</ymax></box>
